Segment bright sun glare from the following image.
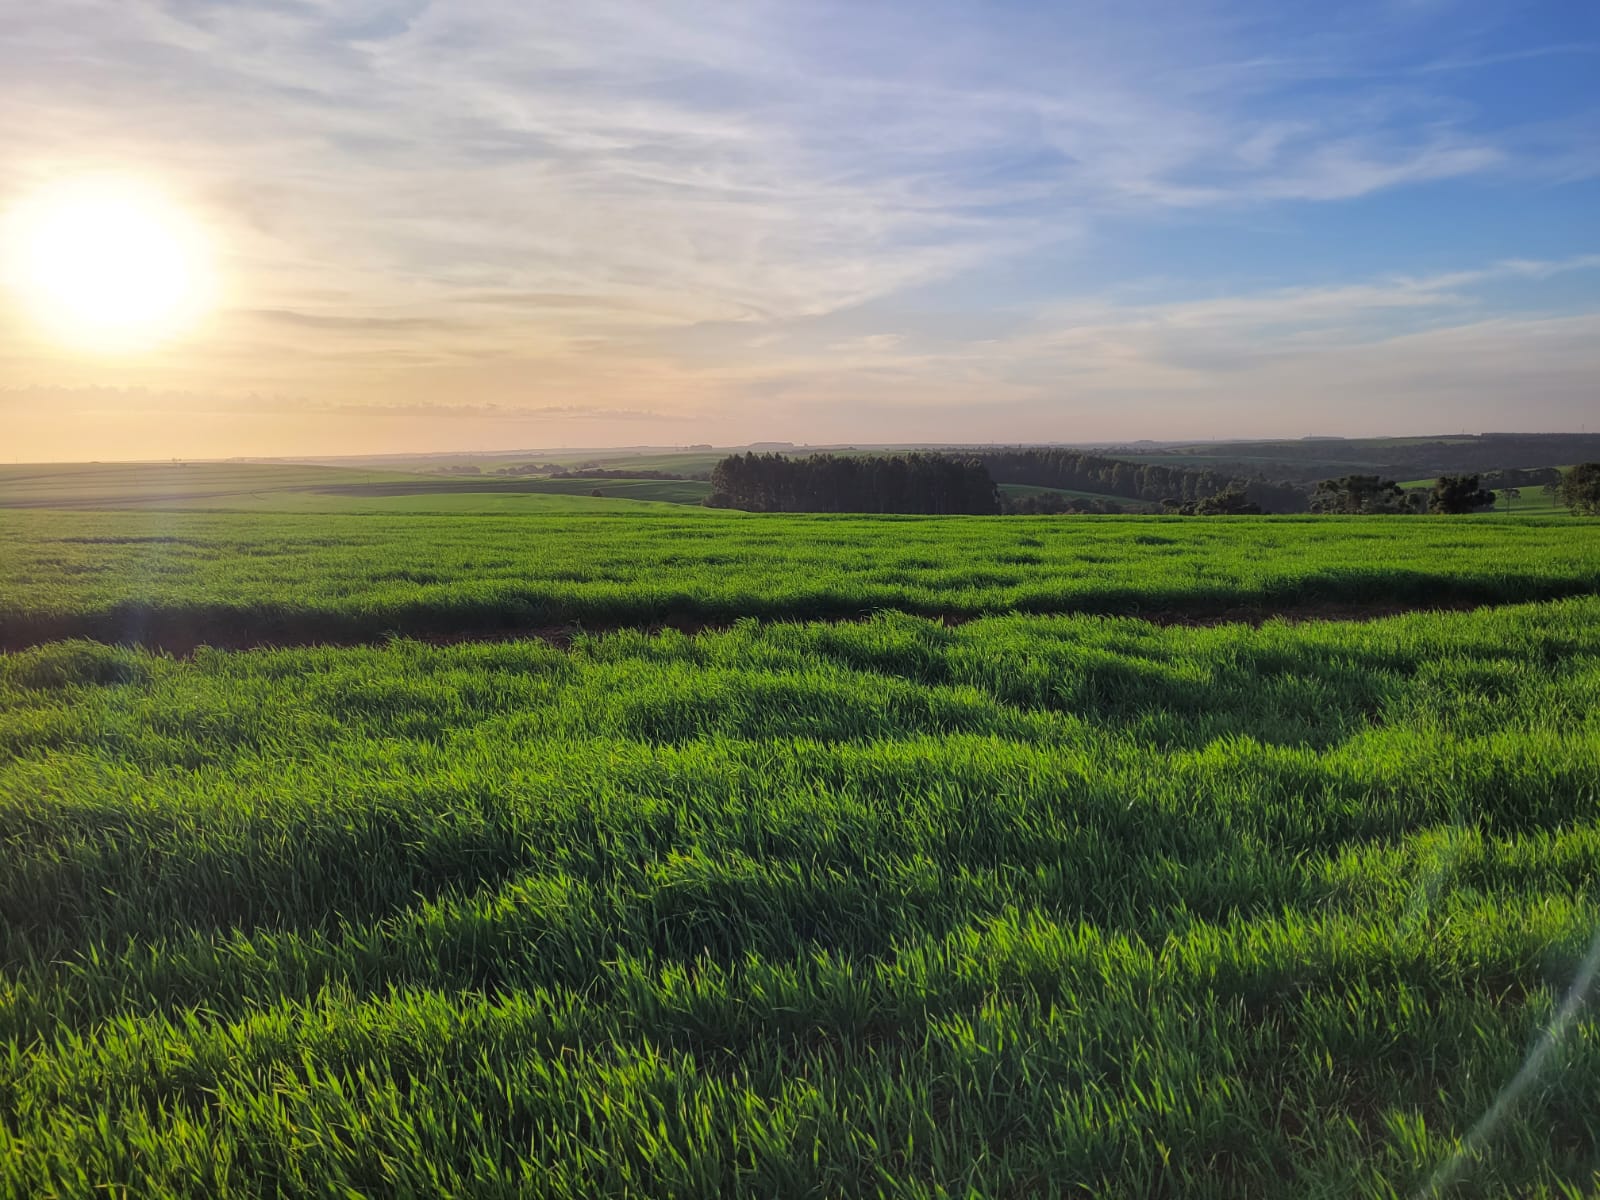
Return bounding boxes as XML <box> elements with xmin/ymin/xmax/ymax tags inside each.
<box><xmin>4</xmin><ymin>176</ymin><xmax>214</xmax><ymax>353</ymax></box>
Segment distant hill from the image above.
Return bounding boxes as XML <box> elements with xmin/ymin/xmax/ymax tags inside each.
<box><xmin>1108</xmin><ymin>433</ymin><xmax>1600</xmax><ymax>484</ymax></box>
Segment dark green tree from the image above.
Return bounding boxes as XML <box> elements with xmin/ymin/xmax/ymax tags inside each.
<box><xmin>1310</xmin><ymin>475</ymin><xmax>1411</xmax><ymax>514</ymax></box>
<box><xmin>706</xmin><ymin>452</ymin><xmax>1000</xmax><ymax>514</ymax></box>
<box><xmin>1164</xmin><ymin>486</ymin><xmax>1262</xmax><ymax>515</ymax></box>
<box><xmin>1194</xmin><ymin>486</ymin><xmax>1263</xmax><ymax>515</ymax></box>
<box><xmin>1556</xmin><ymin>463</ymin><xmax>1600</xmax><ymax>516</ymax></box>
<box><xmin>1428</xmin><ymin>474</ymin><xmax>1496</xmax><ymax>514</ymax></box>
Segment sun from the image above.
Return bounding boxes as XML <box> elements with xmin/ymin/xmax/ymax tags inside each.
<box><xmin>3</xmin><ymin>175</ymin><xmax>215</xmax><ymax>353</ymax></box>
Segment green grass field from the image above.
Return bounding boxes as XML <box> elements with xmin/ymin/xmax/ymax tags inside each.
<box><xmin>536</xmin><ymin>449</ymin><xmax>731</xmax><ymax>475</ymax></box>
<box><xmin>478</xmin><ymin>477</ymin><xmax>712</xmax><ymax>504</ymax></box>
<box><xmin>3</xmin><ymin>475</ymin><xmax>1600</xmax><ymax>1196</ymax></box>
<box><xmin>3</xmin><ymin>511</ymin><xmax>1598</xmax><ymax>648</ymax></box>
<box><xmin>1395</xmin><ymin>480</ymin><xmax>1569</xmax><ymax>517</ymax></box>
<box><xmin>0</xmin><ymin>462</ymin><xmax>712</xmax><ymax>513</ymax></box>
<box><xmin>0</xmin><ymin>462</ymin><xmax>428</xmax><ymax>508</ymax></box>
<box><xmin>997</xmin><ymin>482</ymin><xmax>1160</xmax><ymax>511</ymax></box>
<box><xmin>4</xmin><ymin>600</ymin><xmax>1600</xmax><ymax>1196</ymax></box>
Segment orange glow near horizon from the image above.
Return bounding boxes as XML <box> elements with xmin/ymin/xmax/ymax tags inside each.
<box><xmin>3</xmin><ymin>175</ymin><xmax>216</xmax><ymax>354</ymax></box>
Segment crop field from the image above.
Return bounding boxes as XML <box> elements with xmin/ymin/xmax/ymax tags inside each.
<box><xmin>454</xmin><ymin>477</ymin><xmax>711</xmax><ymax>505</ymax></box>
<box><xmin>531</xmin><ymin>449</ymin><xmax>732</xmax><ymax>475</ymax></box>
<box><xmin>3</xmin><ymin>596</ymin><xmax>1600</xmax><ymax>1196</ymax></box>
<box><xmin>0</xmin><ymin>462</ymin><xmax>425</xmax><ymax>502</ymax></box>
<box><xmin>0</xmin><ymin>463</ymin><xmax>711</xmax><ymax>514</ymax></box>
<box><xmin>1395</xmin><ymin>480</ymin><xmax>1570</xmax><ymax>518</ymax></box>
<box><xmin>229</xmin><ymin>478</ymin><xmax>714</xmax><ymax>511</ymax></box>
<box><xmin>2</xmin><ymin>499</ymin><xmax>1599</xmax><ymax>1197</ymax></box>
<box><xmin>3</xmin><ymin>510</ymin><xmax>1598</xmax><ymax>650</ymax></box>
<box><xmin>204</xmin><ymin>489</ymin><xmax>683</xmax><ymax>515</ymax></box>
<box><xmin>997</xmin><ymin>483</ymin><xmax>1160</xmax><ymax>511</ymax></box>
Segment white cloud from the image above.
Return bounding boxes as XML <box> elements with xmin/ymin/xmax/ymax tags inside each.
<box><xmin>0</xmin><ymin>0</ymin><xmax>1594</xmax><ymax>454</ymax></box>
<box><xmin>653</xmin><ymin>255</ymin><xmax>1600</xmax><ymax>439</ymax></box>
<box><xmin>0</xmin><ymin>1</ymin><xmax>1525</xmax><ymax>333</ymax></box>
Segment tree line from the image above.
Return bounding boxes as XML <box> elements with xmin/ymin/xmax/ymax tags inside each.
<box><xmin>706</xmin><ymin>452</ymin><xmax>1001</xmax><ymax>514</ymax></box>
<box><xmin>1305</xmin><ymin>467</ymin><xmax>1600</xmax><ymax>515</ymax></box>
<box><xmin>1307</xmin><ymin>474</ymin><xmax>1495</xmax><ymax>514</ymax></box>
<box><xmin>1553</xmin><ymin>463</ymin><xmax>1600</xmax><ymax>515</ymax></box>
<box><xmin>964</xmin><ymin>448</ymin><xmax>1309</xmax><ymax>512</ymax></box>
<box><xmin>1110</xmin><ymin>433</ymin><xmax>1600</xmax><ymax>485</ymax></box>
<box><xmin>1003</xmin><ymin>492</ymin><xmax>1133</xmax><ymax>515</ymax></box>
<box><xmin>703</xmin><ymin>450</ymin><xmax>1600</xmax><ymax>518</ymax></box>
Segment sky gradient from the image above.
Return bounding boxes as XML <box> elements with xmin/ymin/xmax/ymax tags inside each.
<box><xmin>2</xmin><ymin>0</ymin><xmax>1598</xmax><ymax>459</ymax></box>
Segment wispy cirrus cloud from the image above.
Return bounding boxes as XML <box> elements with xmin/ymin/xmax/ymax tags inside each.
<box><xmin>324</xmin><ymin>401</ymin><xmax>690</xmax><ymax>423</ymax></box>
<box><xmin>657</xmin><ymin>254</ymin><xmax>1600</xmax><ymax>437</ymax></box>
<box><xmin>0</xmin><ymin>1</ymin><xmax>1536</xmax><ymax>325</ymax></box>
<box><xmin>0</xmin><ymin>0</ymin><xmax>1596</xmax><ymax>454</ymax></box>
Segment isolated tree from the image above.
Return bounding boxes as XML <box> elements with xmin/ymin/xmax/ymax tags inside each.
<box><xmin>1310</xmin><ymin>475</ymin><xmax>1410</xmax><ymax>514</ymax></box>
<box><xmin>1500</xmin><ymin>486</ymin><xmax>1521</xmax><ymax>514</ymax></box>
<box><xmin>1428</xmin><ymin>474</ymin><xmax>1496</xmax><ymax>514</ymax></box>
<box><xmin>1166</xmin><ymin>486</ymin><xmax>1263</xmax><ymax>515</ymax></box>
<box><xmin>1557</xmin><ymin>463</ymin><xmax>1600</xmax><ymax>515</ymax></box>
<box><xmin>1195</xmin><ymin>486</ymin><xmax>1263</xmax><ymax>515</ymax></box>
<box><xmin>1004</xmin><ymin>491</ymin><xmax>1083</xmax><ymax>514</ymax></box>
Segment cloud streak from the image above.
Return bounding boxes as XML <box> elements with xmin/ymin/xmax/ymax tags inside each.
<box><xmin>0</xmin><ymin>0</ymin><xmax>1596</xmax><ymax>455</ymax></box>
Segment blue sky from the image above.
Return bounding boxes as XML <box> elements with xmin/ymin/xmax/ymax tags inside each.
<box><xmin>1</xmin><ymin>0</ymin><xmax>1597</xmax><ymax>457</ymax></box>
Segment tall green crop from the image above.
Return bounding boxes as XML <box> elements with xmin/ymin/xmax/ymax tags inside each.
<box><xmin>1</xmin><ymin>510</ymin><xmax>1596</xmax><ymax>648</ymax></box>
<box><xmin>2</xmin><ymin>599</ymin><xmax>1599</xmax><ymax>1196</ymax></box>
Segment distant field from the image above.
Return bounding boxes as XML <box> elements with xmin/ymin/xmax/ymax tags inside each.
<box><xmin>3</xmin><ymin>510</ymin><xmax>1597</xmax><ymax>648</ymax></box>
<box><xmin>1395</xmin><ymin>479</ymin><xmax>1570</xmax><ymax>517</ymax></box>
<box><xmin>997</xmin><ymin>482</ymin><xmax>1159</xmax><ymax>511</ymax></box>
<box><xmin>1123</xmin><ymin>434</ymin><xmax>1600</xmax><ymax>491</ymax></box>
<box><xmin>264</xmin><ymin>450</ymin><xmax>732</xmax><ymax>476</ymax></box>
<box><xmin>1119</xmin><ymin>452</ymin><xmax>1376</xmax><ymax>473</ymax></box>
<box><xmin>0</xmin><ymin>462</ymin><xmax>712</xmax><ymax>512</ymax></box>
<box><xmin>284</xmin><ymin>477</ymin><xmax>713</xmax><ymax>508</ymax></box>
<box><xmin>504</xmin><ymin>477</ymin><xmax>711</xmax><ymax>503</ymax></box>
<box><xmin>0</xmin><ymin>462</ymin><xmax>425</xmax><ymax>508</ymax></box>
<box><xmin>533</xmin><ymin>450</ymin><xmax>730</xmax><ymax>475</ymax></box>
<box><xmin>208</xmin><ymin>489</ymin><xmax>681</xmax><ymax>514</ymax></box>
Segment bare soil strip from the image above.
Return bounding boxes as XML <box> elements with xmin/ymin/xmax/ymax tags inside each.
<box><xmin>0</xmin><ymin>597</ymin><xmax>1524</xmax><ymax>657</ymax></box>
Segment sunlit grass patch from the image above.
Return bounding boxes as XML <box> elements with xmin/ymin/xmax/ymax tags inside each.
<box><xmin>1</xmin><ymin>598</ymin><xmax>1599</xmax><ymax>1194</ymax></box>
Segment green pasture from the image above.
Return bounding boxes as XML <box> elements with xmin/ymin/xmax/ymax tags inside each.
<box><xmin>997</xmin><ymin>482</ymin><xmax>1159</xmax><ymax>511</ymax></box>
<box><xmin>2</xmin><ymin>469</ymin><xmax>1599</xmax><ymax>1196</ymax></box>
<box><xmin>2</xmin><ymin>600</ymin><xmax>1599</xmax><ymax>1195</ymax></box>
<box><xmin>2</xmin><ymin>511</ymin><xmax>1597</xmax><ymax>646</ymax></box>
<box><xmin>0</xmin><ymin>462</ymin><xmax>423</xmax><ymax>509</ymax></box>
<box><xmin>0</xmin><ymin>462</ymin><xmax>712</xmax><ymax>514</ymax></box>
<box><xmin>1395</xmin><ymin>479</ymin><xmax>1570</xmax><ymax>516</ymax></box>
